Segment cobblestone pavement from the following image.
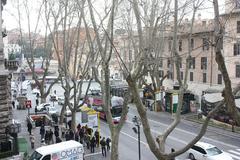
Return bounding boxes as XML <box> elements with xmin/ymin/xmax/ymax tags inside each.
<box><xmin>6</xmin><ymin>108</ymin><xmax>110</xmax><ymax>160</ymax></box>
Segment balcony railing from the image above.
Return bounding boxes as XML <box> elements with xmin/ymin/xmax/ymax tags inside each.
<box><xmin>4</xmin><ymin>59</ymin><xmax>19</xmax><ymax>71</ymax></box>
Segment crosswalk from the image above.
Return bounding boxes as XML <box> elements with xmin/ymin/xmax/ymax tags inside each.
<box><xmin>226</xmin><ymin>149</ymin><xmax>240</xmax><ymax>160</ymax></box>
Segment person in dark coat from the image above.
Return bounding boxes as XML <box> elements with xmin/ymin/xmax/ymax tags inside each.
<box><xmin>106</xmin><ymin>137</ymin><xmax>111</xmax><ymax>151</ymax></box>
<box><xmin>49</xmin><ymin>129</ymin><xmax>54</xmax><ymax>144</ymax></box>
<box><xmin>94</xmin><ymin>130</ymin><xmax>100</xmax><ymax>147</ymax></box>
<box><xmin>100</xmin><ymin>137</ymin><xmax>107</xmax><ymax>157</ymax></box>
<box><xmin>56</xmin><ymin>136</ymin><xmax>62</xmax><ymax>143</ymax></box>
<box><xmin>79</xmin><ymin>127</ymin><xmax>84</xmax><ymax>144</ymax></box>
<box><xmin>27</xmin><ymin>122</ymin><xmax>33</xmax><ymax>135</ymax></box>
<box><xmin>90</xmin><ymin>136</ymin><xmax>96</xmax><ymax>153</ymax></box>
<box><xmin>45</xmin><ymin>130</ymin><xmax>50</xmax><ymax>145</ymax></box>
<box><xmin>40</xmin><ymin>125</ymin><xmax>45</xmax><ymax>140</ymax></box>
<box><xmin>69</xmin><ymin>129</ymin><xmax>74</xmax><ymax>140</ymax></box>
<box><xmin>12</xmin><ymin>101</ymin><xmax>15</xmax><ymax>109</ymax></box>
<box><xmin>67</xmin><ymin>120</ymin><xmax>72</xmax><ymax>129</ymax></box>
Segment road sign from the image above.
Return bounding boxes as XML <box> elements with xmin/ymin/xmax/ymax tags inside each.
<box><xmin>25</xmin><ymin>100</ymin><xmax>32</xmax><ymax>108</ymax></box>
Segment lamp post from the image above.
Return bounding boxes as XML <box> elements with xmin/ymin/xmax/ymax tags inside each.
<box><xmin>132</xmin><ymin>116</ymin><xmax>141</xmax><ymax>160</ymax></box>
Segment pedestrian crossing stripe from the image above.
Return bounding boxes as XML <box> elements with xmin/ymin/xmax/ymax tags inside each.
<box><xmin>226</xmin><ymin>150</ymin><xmax>240</xmax><ymax>160</ymax></box>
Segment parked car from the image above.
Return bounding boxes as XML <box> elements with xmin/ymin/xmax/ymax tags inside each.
<box><xmin>47</xmin><ymin>106</ymin><xmax>59</xmax><ymax>116</ymax></box>
<box><xmin>50</xmin><ymin>94</ymin><xmax>58</xmax><ymax>101</ymax></box>
<box><xmin>187</xmin><ymin>142</ymin><xmax>233</xmax><ymax>160</ymax></box>
<box><xmin>58</xmin><ymin>96</ymin><xmax>65</xmax><ymax>105</ymax></box>
<box><xmin>36</xmin><ymin>103</ymin><xmax>52</xmax><ymax>112</ymax></box>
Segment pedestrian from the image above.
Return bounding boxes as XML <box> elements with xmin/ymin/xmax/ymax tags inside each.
<box><xmin>67</xmin><ymin>120</ymin><xmax>72</xmax><ymax>129</ymax></box>
<box><xmin>29</xmin><ymin>134</ymin><xmax>35</xmax><ymax>149</ymax></box>
<box><xmin>12</xmin><ymin>101</ymin><xmax>15</xmax><ymax>109</ymax></box>
<box><xmin>36</xmin><ymin>98</ymin><xmax>39</xmax><ymax>106</ymax></box>
<box><xmin>90</xmin><ymin>136</ymin><xmax>96</xmax><ymax>153</ymax></box>
<box><xmin>40</xmin><ymin>125</ymin><xmax>45</xmax><ymax>140</ymax></box>
<box><xmin>69</xmin><ymin>129</ymin><xmax>74</xmax><ymax>140</ymax></box>
<box><xmin>106</xmin><ymin>137</ymin><xmax>111</xmax><ymax>151</ymax></box>
<box><xmin>61</xmin><ymin>125</ymin><xmax>66</xmax><ymax>138</ymax></box>
<box><xmin>75</xmin><ymin>131</ymin><xmax>79</xmax><ymax>142</ymax></box>
<box><xmin>45</xmin><ymin>130</ymin><xmax>50</xmax><ymax>145</ymax></box>
<box><xmin>49</xmin><ymin>129</ymin><xmax>54</xmax><ymax>144</ymax></box>
<box><xmin>94</xmin><ymin>130</ymin><xmax>100</xmax><ymax>147</ymax></box>
<box><xmin>85</xmin><ymin>134</ymin><xmax>91</xmax><ymax>149</ymax></box>
<box><xmin>54</xmin><ymin>127</ymin><xmax>59</xmax><ymax>140</ymax></box>
<box><xmin>27</xmin><ymin>122</ymin><xmax>33</xmax><ymax>135</ymax></box>
<box><xmin>100</xmin><ymin>137</ymin><xmax>107</xmax><ymax>157</ymax></box>
<box><xmin>79</xmin><ymin>127</ymin><xmax>84</xmax><ymax>144</ymax></box>
<box><xmin>77</xmin><ymin>123</ymin><xmax>81</xmax><ymax>131</ymax></box>
<box><xmin>170</xmin><ymin>148</ymin><xmax>175</xmax><ymax>160</ymax></box>
<box><xmin>56</xmin><ymin>136</ymin><xmax>62</xmax><ymax>143</ymax></box>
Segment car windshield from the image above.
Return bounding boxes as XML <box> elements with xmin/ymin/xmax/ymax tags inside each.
<box><xmin>29</xmin><ymin>151</ymin><xmax>42</xmax><ymax>160</ymax></box>
<box><xmin>206</xmin><ymin>147</ymin><xmax>222</xmax><ymax>156</ymax></box>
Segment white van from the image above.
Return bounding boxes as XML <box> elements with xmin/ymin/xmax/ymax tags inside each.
<box><xmin>29</xmin><ymin>140</ymin><xmax>84</xmax><ymax>160</ymax></box>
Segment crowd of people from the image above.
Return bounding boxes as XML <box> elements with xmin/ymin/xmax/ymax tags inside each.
<box><xmin>27</xmin><ymin>120</ymin><xmax>111</xmax><ymax>157</ymax></box>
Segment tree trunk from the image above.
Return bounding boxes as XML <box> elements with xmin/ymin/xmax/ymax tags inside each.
<box><xmin>71</xmin><ymin>110</ymin><xmax>76</xmax><ymax>130</ymax></box>
<box><xmin>59</xmin><ymin>104</ymin><xmax>66</xmax><ymax>125</ymax></box>
<box><xmin>111</xmin><ymin>129</ymin><xmax>120</xmax><ymax>160</ymax></box>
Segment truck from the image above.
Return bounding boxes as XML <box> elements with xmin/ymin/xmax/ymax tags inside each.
<box><xmin>29</xmin><ymin>140</ymin><xmax>84</xmax><ymax>160</ymax></box>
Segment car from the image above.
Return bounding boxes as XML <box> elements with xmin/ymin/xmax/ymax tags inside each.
<box><xmin>36</xmin><ymin>103</ymin><xmax>52</xmax><ymax>112</ymax></box>
<box><xmin>50</xmin><ymin>94</ymin><xmax>58</xmax><ymax>101</ymax></box>
<box><xmin>32</xmin><ymin>88</ymin><xmax>41</xmax><ymax>96</ymax></box>
<box><xmin>187</xmin><ymin>142</ymin><xmax>233</xmax><ymax>160</ymax></box>
<box><xmin>47</xmin><ymin>106</ymin><xmax>59</xmax><ymax>116</ymax></box>
<box><xmin>58</xmin><ymin>96</ymin><xmax>65</xmax><ymax>105</ymax></box>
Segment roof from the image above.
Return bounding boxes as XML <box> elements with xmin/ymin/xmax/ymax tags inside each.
<box><xmin>203</xmin><ymin>93</ymin><xmax>223</xmax><ymax>103</ymax></box>
<box><xmin>36</xmin><ymin>140</ymin><xmax>83</xmax><ymax>155</ymax></box>
<box><xmin>195</xmin><ymin>142</ymin><xmax>215</xmax><ymax>149</ymax></box>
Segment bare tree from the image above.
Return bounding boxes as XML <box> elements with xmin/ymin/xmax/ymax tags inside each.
<box><xmin>85</xmin><ymin>0</ymin><xmax>129</xmax><ymax>159</ymax></box>
<box><xmin>15</xmin><ymin>0</ymin><xmax>59</xmax><ymax>103</ymax></box>
<box><xmin>212</xmin><ymin>0</ymin><xmax>240</xmax><ymax>125</ymax></box>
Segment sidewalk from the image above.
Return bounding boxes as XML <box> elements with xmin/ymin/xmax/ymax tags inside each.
<box><xmin>6</xmin><ymin>108</ymin><xmax>110</xmax><ymax>160</ymax></box>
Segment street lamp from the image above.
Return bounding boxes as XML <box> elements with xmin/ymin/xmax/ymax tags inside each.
<box><xmin>132</xmin><ymin>116</ymin><xmax>141</xmax><ymax>160</ymax></box>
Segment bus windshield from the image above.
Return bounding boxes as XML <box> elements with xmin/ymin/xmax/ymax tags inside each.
<box><xmin>111</xmin><ymin>107</ymin><xmax>122</xmax><ymax>118</ymax></box>
<box><xmin>29</xmin><ymin>151</ymin><xmax>43</xmax><ymax>160</ymax></box>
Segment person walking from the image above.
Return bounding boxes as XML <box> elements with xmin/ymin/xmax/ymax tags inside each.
<box><xmin>45</xmin><ymin>130</ymin><xmax>50</xmax><ymax>145</ymax></box>
<box><xmin>40</xmin><ymin>125</ymin><xmax>45</xmax><ymax>141</ymax></box>
<box><xmin>27</xmin><ymin>122</ymin><xmax>33</xmax><ymax>135</ymax></box>
<box><xmin>90</xmin><ymin>136</ymin><xmax>96</xmax><ymax>153</ymax></box>
<box><xmin>106</xmin><ymin>137</ymin><xmax>111</xmax><ymax>151</ymax></box>
<box><xmin>29</xmin><ymin>134</ymin><xmax>35</xmax><ymax>149</ymax></box>
<box><xmin>56</xmin><ymin>136</ymin><xmax>62</xmax><ymax>143</ymax></box>
<box><xmin>36</xmin><ymin>98</ymin><xmax>39</xmax><ymax>106</ymax></box>
<box><xmin>12</xmin><ymin>101</ymin><xmax>15</xmax><ymax>109</ymax></box>
<box><xmin>94</xmin><ymin>130</ymin><xmax>100</xmax><ymax>147</ymax></box>
<box><xmin>100</xmin><ymin>137</ymin><xmax>107</xmax><ymax>157</ymax></box>
<box><xmin>49</xmin><ymin>129</ymin><xmax>54</xmax><ymax>144</ymax></box>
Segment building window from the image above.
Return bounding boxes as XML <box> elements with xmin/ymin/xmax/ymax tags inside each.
<box><xmin>237</xmin><ymin>21</ymin><xmax>240</xmax><ymax>33</ymax></box>
<box><xmin>234</xmin><ymin>43</ymin><xmax>240</xmax><ymax>55</ymax></box>
<box><xmin>190</xmin><ymin>72</ymin><xmax>193</xmax><ymax>81</ymax></box>
<box><xmin>180</xmin><ymin>71</ymin><xmax>183</xmax><ymax>80</ymax></box>
<box><xmin>202</xmin><ymin>38</ymin><xmax>209</xmax><ymax>51</ymax></box>
<box><xmin>217</xmin><ymin>74</ymin><xmax>222</xmax><ymax>84</ymax></box>
<box><xmin>159</xmin><ymin>70</ymin><xmax>164</xmax><ymax>77</ymax></box>
<box><xmin>236</xmin><ymin>65</ymin><xmax>240</xmax><ymax>78</ymax></box>
<box><xmin>203</xmin><ymin>73</ymin><xmax>207</xmax><ymax>83</ymax></box>
<box><xmin>189</xmin><ymin>57</ymin><xmax>195</xmax><ymax>69</ymax></box>
<box><xmin>179</xmin><ymin>40</ymin><xmax>182</xmax><ymax>51</ymax></box>
<box><xmin>191</xmin><ymin>38</ymin><xmax>194</xmax><ymax>50</ymax></box>
<box><xmin>201</xmin><ymin>57</ymin><xmax>207</xmax><ymax>70</ymax></box>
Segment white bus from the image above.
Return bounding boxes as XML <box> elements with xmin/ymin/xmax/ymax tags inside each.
<box><xmin>29</xmin><ymin>140</ymin><xmax>84</xmax><ymax>160</ymax></box>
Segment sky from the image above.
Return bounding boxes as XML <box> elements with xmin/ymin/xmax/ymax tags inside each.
<box><xmin>2</xmin><ymin>0</ymin><xmax>225</xmax><ymax>34</ymax></box>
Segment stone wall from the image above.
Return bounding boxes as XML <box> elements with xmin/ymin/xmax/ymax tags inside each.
<box><xmin>0</xmin><ymin>74</ymin><xmax>11</xmax><ymax>141</ymax></box>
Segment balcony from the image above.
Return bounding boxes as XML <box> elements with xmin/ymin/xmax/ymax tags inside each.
<box><xmin>4</xmin><ymin>59</ymin><xmax>19</xmax><ymax>71</ymax></box>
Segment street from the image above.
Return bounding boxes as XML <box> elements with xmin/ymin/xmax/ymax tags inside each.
<box><xmin>12</xmin><ymin>81</ymin><xmax>240</xmax><ymax>160</ymax></box>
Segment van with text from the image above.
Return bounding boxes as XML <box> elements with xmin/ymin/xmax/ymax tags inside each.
<box><xmin>29</xmin><ymin>140</ymin><xmax>84</xmax><ymax>160</ymax></box>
